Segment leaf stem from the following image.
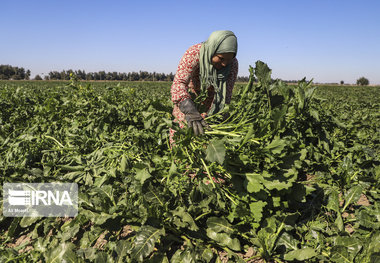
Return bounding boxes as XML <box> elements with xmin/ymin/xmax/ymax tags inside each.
<box><xmin>44</xmin><ymin>135</ymin><xmax>65</xmax><ymax>148</ymax></box>
<box><xmin>222</xmin><ymin>192</ymin><xmax>237</xmax><ymax>207</ymax></box>
<box><xmin>201</xmin><ymin>158</ymin><xmax>215</xmax><ymax>188</ymax></box>
<box><xmin>195</xmin><ymin>211</ymin><xmax>211</xmax><ymax>221</ymax></box>
<box><xmin>181</xmin><ymin>235</ymin><xmax>194</xmax><ymax>249</ymax></box>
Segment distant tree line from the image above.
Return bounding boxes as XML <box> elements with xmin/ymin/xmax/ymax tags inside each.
<box><xmin>236</xmin><ymin>76</ymin><xmax>249</xmax><ymax>82</ymax></box>
<box><xmin>0</xmin><ymin>64</ymin><xmax>291</xmax><ymax>83</ymax></box>
<box><xmin>44</xmin><ymin>70</ymin><xmax>176</xmax><ymax>81</ymax></box>
<box><xmin>0</xmin><ymin>65</ymin><xmax>31</xmax><ymax>80</ymax></box>
<box><xmin>41</xmin><ymin>69</ymin><xmax>251</xmax><ymax>82</ymax></box>
<box><xmin>2</xmin><ymin>65</ymin><xmax>371</xmax><ymax>85</ymax></box>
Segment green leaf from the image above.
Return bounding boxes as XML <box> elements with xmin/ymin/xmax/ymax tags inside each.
<box><xmin>77</xmin><ymin>247</ymin><xmax>97</xmax><ymax>261</ymax></box>
<box><xmin>116</xmin><ymin>240</ymin><xmax>131</xmax><ymax>263</ymax></box>
<box><xmin>172</xmin><ymin>207</ymin><xmax>199</xmax><ymax>231</ymax></box>
<box><xmin>254</xmin><ymin>60</ymin><xmax>272</xmax><ymax>85</ymax></box>
<box><xmin>0</xmin><ymin>249</ymin><xmax>17</xmax><ymax>262</ymax></box>
<box><xmin>94</xmin><ymin>252</ymin><xmax>111</xmax><ymax>263</ymax></box>
<box><xmin>20</xmin><ymin>217</ymin><xmax>40</xmax><ymax>228</ymax></box>
<box><xmin>283</xmin><ymin>247</ymin><xmax>317</xmax><ymax>261</ymax></box>
<box><xmin>79</xmin><ymin>227</ymin><xmax>104</xmax><ymax>248</ymax></box>
<box><xmin>81</xmin><ymin>209</ymin><xmax>114</xmax><ymax>225</ymax></box>
<box><xmin>206</xmin><ymin>217</ymin><xmax>234</xmax><ymax>234</ymax></box>
<box><xmin>277</xmin><ymin>232</ymin><xmax>298</xmax><ymax>251</ymax></box>
<box><xmin>342</xmin><ymin>185</ymin><xmax>363</xmax><ymax>212</ymax></box>
<box><xmin>296</xmin><ymin>85</ymin><xmax>305</xmax><ymax>110</ymax></box>
<box><xmin>327</xmin><ymin>190</ymin><xmax>344</xmax><ymax>231</ymax></box>
<box><xmin>366</xmin><ymin>231</ymin><xmax>380</xmax><ymax>254</ymax></box>
<box><xmin>246</xmin><ymin>173</ymin><xmax>264</xmax><ymax>193</ymax></box>
<box><xmin>120</xmin><ymin>154</ymin><xmax>127</xmax><ymax>172</ymax></box>
<box><xmin>249</xmin><ymin>201</ymin><xmax>267</xmax><ymax>222</ymax></box>
<box><xmin>239</xmin><ymin>124</ymin><xmax>254</xmax><ymax>149</ymax></box>
<box><xmin>201</xmin><ymin>248</ymin><xmax>214</xmax><ymax>262</ymax></box>
<box><xmin>44</xmin><ymin>242</ymin><xmax>77</xmax><ymax>263</ymax></box>
<box><xmin>206</xmin><ymin>229</ymin><xmax>241</xmax><ymax>251</ymax></box>
<box><xmin>135</xmin><ymin>166</ymin><xmax>152</xmax><ymax>185</ymax></box>
<box><xmin>265</xmin><ymin>137</ymin><xmax>286</xmax><ymax>155</ymax></box>
<box><xmin>131</xmin><ymin>225</ymin><xmax>165</xmax><ymax>262</ymax></box>
<box><xmin>206</xmin><ymin>217</ymin><xmax>240</xmax><ymax>251</ymax></box>
<box><xmin>335</xmin><ymin>214</ymin><xmax>344</xmax><ymax>232</ymax></box>
<box><xmin>310</xmin><ymin>109</ymin><xmax>320</xmax><ymax>121</ymax></box>
<box><xmin>206</xmin><ymin>139</ymin><xmax>226</xmax><ymax>164</ymax></box>
<box><xmin>330</xmin><ymin>246</ymin><xmax>352</xmax><ymax>263</ymax></box>
<box><xmin>357</xmin><ymin>209</ymin><xmax>380</xmax><ymax>229</ymax></box>
<box><xmin>168</xmin><ymin>160</ymin><xmax>177</xmax><ymax>176</ymax></box>
<box><xmin>262</xmin><ymin>177</ymin><xmax>293</xmax><ymax>191</ymax></box>
<box><xmin>305</xmin><ymin>85</ymin><xmax>317</xmax><ymax>100</ymax></box>
<box><xmin>60</xmin><ymin>224</ymin><xmax>80</xmax><ymax>242</ymax></box>
<box><xmin>170</xmin><ymin>249</ymin><xmax>197</xmax><ymax>263</ymax></box>
<box><xmin>327</xmin><ymin>189</ymin><xmax>340</xmax><ymax>213</ymax></box>
<box><xmin>271</xmin><ymin>105</ymin><xmax>287</xmax><ymax>129</ymax></box>
<box><xmin>7</xmin><ymin>218</ymin><xmax>21</xmax><ymax>237</ymax></box>
<box><xmin>332</xmin><ymin>236</ymin><xmax>362</xmax><ymax>258</ymax></box>
<box><xmin>93</xmin><ymin>184</ymin><xmax>115</xmax><ymax>205</ymax></box>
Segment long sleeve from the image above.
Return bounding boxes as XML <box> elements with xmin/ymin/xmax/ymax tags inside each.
<box><xmin>225</xmin><ymin>58</ymin><xmax>239</xmax><ymax>104</ymax></box>
<box><xmin>171</xmin><ymin>44</ymin><xmax>202</xmax><ymax>105</ymax></box>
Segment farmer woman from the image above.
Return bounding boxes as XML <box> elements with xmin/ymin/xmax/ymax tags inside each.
<box><xmin>170</xmin><ymin>30</ymin><xmax>238</xmax><ymax>143</ymax></box>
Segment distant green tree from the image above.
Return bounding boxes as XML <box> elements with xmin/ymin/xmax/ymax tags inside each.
<box><xmin>356</xmin><ymin>77</ymin><xmax>369</xmax><ymax>86</ymax></box>
<box><xmin>0</xmin><ymin>65</ymin><xmax>31</xmax><ymax>80</ymax></box>
<box><xmin>139</xmin><ymin>71</ymin><xmax>149</xmax><ymax>80</ymax></box>
<box><xmin>167</xmin><ymin>72</ymin><xmax>174</xmax><ymax>81</ymax></box>
<box><xmin>76</xmin><ymin>70</ymin><xmax>86</xmax><ymax>80</ymax></box>
<box><xmin>86</xmin><ymin>73</ymin><xmax>94</xmax><ymax>80</ymax></box>
<box><xmin>93</xmin><ymin>72</ymin><xmax>99</xmax><ymax>80</ymax></box>
<box><xmin>107</xmin><ymin>72</ymin><xmax>112</xmax><ymax>80</ymax></box>
<box><xmin>34</xmin><ymin>74</ymin><xmax>43</xmax><ymax>80</ymax></box>
<box><xmin>48</xmin><ymin>71</ymin><xmax>60</xmax><ymax>80</ymax></box>
<box><xmin>26</xmin><ymin>70</ymin><xmax>31</xmax><ymax>80</ymax></box>
<box><xmin>112</xmin><ymin>71</ymin><xmax>119</xmax><ymax>80</ymax></box>
<box><xmin>340</xmin><ymin>80</ymin><xmax>344</xmax><ymax>85</ymax></box>
<box><xmin>99</xmin><ymin>71</ymin><xmax>106</xmax><ymax>80</ymax></box>
<box><xmin>60</xmin><ymin>71</ymin><xmax>66</xmax><ymax>80</ymax></box>
<box><xmin>0</xmin><ymin>65</ymin><xmax>14</xmax><ymax>79</ymax></box>
<box><xmin>130</xmin><ymin>72</ymin><xmax>139</xmax><ymax>81</ymax></box>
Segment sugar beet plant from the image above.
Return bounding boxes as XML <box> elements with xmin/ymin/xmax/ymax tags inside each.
<box><xmin>0</xmin><ymin>62</ymin><xmax>379</xmax><ymax>262</ymax></box>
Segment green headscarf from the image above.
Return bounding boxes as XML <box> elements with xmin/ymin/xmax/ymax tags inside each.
<box><xmin>199</xmin><ymin>30</ymin><xmax>238</xmax><ymax>115</ymax></box>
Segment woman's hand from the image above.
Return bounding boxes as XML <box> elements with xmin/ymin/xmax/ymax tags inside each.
<box><xmin>179</xmin><ymin>99</ymin><xmax>211</xmax><ymax>135</ymax></box>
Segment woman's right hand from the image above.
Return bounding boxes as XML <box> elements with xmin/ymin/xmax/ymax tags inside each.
<box><xmin>179</xmin><ymin>99</ymin><xmax>211</xmax><ymax>136</ymax></box>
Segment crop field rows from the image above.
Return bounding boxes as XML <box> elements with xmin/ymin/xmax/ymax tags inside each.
<box><xmin>0</xmin><ymin>61</ymin><xmax>379</xmax><ymax>262</ymax></box>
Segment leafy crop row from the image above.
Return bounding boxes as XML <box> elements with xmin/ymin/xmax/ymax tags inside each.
<box><xmin>0</xmin><ymin>62</ymin><xmax>379</xmax><ymax>262</ymax></box>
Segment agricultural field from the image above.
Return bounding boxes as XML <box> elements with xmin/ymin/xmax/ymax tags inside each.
<box><xmin>0</xmin><ymin>61</ymin><xmax>379</xmax><ymax>262</ymax></box>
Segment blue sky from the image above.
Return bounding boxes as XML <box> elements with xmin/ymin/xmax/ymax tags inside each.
<box><xmin>1</xmin><ymin>0</ymin><xmax>379</xmax><ymax>84</ymax></box>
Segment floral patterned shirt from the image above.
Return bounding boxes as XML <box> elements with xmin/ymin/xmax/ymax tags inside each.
<box><xmin>171</xmin><ymin>43</ymin><xmax>239</xmax><ymax>127</ymax></box>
